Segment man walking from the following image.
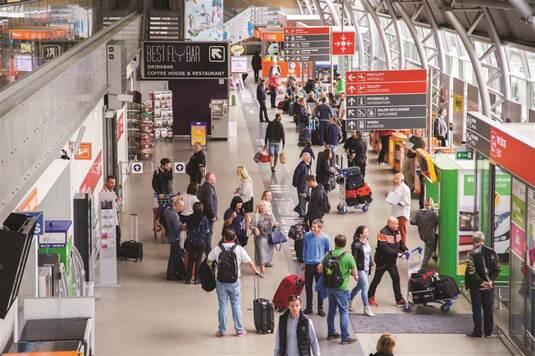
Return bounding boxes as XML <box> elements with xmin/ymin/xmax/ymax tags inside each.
<box><xmin>292</xmin><ymin>153</ymin><xmax>312</xmax><ymax>218</ymax></box>
<box><xmin>410</xmin><ymin>198</ymin><xmax>439</xmax><ymax>271</ymax></box>
<box><xmin>251</xmin><ymin>50</ymin><xmax>262</xmax><ymax>83</ymax></box>
<box><xmin>368</xmin><ymin>217</ymin><xmax>407</xmax><ymax>306</ymax></box>
<box><xmin>319</xmin><ymin>234</ymin><xmax>357</xmax><ymax>345</ymax></box>
<box><xmin>387</xmin><ymin>173</ymin><xmax>411</xmax><ymax>246</ymax></box>
<box><xmin>164</xmin><ymin>198</ymin><xmax>187</xmax><ymax>280</ymax></box>
<box><xmin>199</xmin><ymin>172</ymin><xmax>218</xmax><ymax>250</ymax></box>
<box><xmin>257</xmin><ymin>79</ymin><xmax>269</xmax><ymax>122</ymax></box>
<box><xmin>302</xmin><ymin>219</ymin><xmax>331</xmax><ymax>317</ymax></box>
<box><xmin>313</xmin><ymin>97</ymin><xmax>333</xmax><ymax>145</ymax></box>
<box><xmin>264</xmin><ymin>113</ymin><xmax>285</xmax><ymax>173</ymax></box>
<box><xmin>305</xmin><ymin>175</ymin><xmax>329</xmax><ymax>226</ymax></box>
<box><xmin>208</xmin><ymin>228</ymin><xmax>262</xmax><ymax>337</ymax></box>
<box><xmin>465</xmin><ymin>232</ymin><xmax>501</xmax><ymax>338</ymax></box>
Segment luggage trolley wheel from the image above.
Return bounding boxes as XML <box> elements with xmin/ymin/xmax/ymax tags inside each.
<box><xmin>337</xmin><ymin>203</ymin><xmax>348</xmax><ymax>214</ymax></box>
<box><xmin>404</xmin><ymin>302</ymin><xmax>413</xmax><ymax>313</ymax></box>
<box><xmin>361</xmin><ymin>203</ymin><xmax>370</xmax><ymax>212</ymax></box>
<box><xmin>440</xmin><ymin>301</ymin><xmax>452</xmax><ymax>313</ymax></box>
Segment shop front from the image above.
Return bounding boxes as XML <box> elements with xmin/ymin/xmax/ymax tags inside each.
<box><xmin>466</xmin><ymin>111</ymin><xmax>535</xmax><ymax>354</ymax></box>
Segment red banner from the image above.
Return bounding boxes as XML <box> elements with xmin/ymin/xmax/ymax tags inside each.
<box><xmin>79</xmin><ymin>151</ymin><xmax>103</xmax><ymax>194</ymax></box>
<box><xmin>346</xmin><ymin>69</ymin><xmax>427</xmax><ymax>83</ymax></box>
<box><xmin>346</xmin><ymin>82</ymin><xmax>427</xmax><ymax>95</ymax></box>
<box><xmin>284</xmin><ymin>27</ymin><xmax>330</xmax><ymax>35</ymax></box>
<box><xmin>331</xmin><ymin>32</ymin><xmax>355</xmax><ymax>55</ymax></box>
<box><xmin>490</xmin><ymin>128</ymin><xmax>535</xmax><ymax>187</ymax></box>
<box><xmin>117</xmin><ymin>111</ymin><xmax>124</xmax><ymax>141</ymax></box>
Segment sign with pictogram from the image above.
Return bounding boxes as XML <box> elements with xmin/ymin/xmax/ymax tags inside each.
<box><xmin>331</xmin><ymin>32</ymin><xmax>355</xmax><ymax>55</ymax></box>
<box><xmin>131</xmin><ymin>162</ymin><xmax>143</xmax><ymax>174</ymax></box>
<box><xmin>282</xmin><ymin>27</ymin><xmax>331</xmax><ymax>62</ymax></box>
<box><xmin>345</xmin><ymin>69</ymin><xmax>427</xmax><ymax>130</ymax></box>
<box><xmin>174</xmin><ymin>162</ymin><xmax>186</xmax><ymax>174</ymax></box>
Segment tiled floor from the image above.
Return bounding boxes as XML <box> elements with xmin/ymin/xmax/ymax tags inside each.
<box><xmin>94</xmin><ymin>78</ymin><xmax>511</xmax><ymax>355</ymax></box>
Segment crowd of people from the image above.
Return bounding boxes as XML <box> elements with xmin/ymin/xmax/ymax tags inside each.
<box><xmin>143</xmin><ymin>67</ymin><xmax>501</xmax><ymax>356</ymax></box>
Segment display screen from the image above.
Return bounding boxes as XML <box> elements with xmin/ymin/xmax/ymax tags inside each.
<box><xmin>15</xmin><ymin>54</ymin><xmax>33</xmax><ymax>72</ymax></box>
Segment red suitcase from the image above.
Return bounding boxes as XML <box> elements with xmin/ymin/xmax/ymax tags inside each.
<box><xmin>273</xmin><ymin>274</ymin><xmax>305</xmax><ymax>312</ymax></box>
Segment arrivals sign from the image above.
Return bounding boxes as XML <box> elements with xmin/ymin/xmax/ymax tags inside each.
<box><xmin>345</xmin><ymin>69</ymin><xmax>427</xmax><ymax>130</ymax></box>
<box><xmin>331</xmin><ymin>32</ymin><xmax>355</xmax><ymax>55</ymax></box>
<box><xmin>282</xmin><ymin>27</ymin><xmax>331</xmax><ymax>62</ymax></box>
<box><xmin>142</xmin><ymin>41</ymin><xmax>229</xmax><ymax>80</ymax></box>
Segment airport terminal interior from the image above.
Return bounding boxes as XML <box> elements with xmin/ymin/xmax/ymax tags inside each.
<box><xmin>0</xmin><ymin>0</ymin><xmax>535</xmax><ymax>355</ymax></box>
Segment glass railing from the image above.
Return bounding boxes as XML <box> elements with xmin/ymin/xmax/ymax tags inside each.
<box><xmin>0</xmin><ymin>0</ymin><xmax>141</xmax><ymax>92</ymax></box>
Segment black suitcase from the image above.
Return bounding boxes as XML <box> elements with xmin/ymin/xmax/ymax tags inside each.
<box><xmin>311</xmin><ymin>130</ymin><xmax>322</xmax><ymax>145</ymax></box>
<box><xmin>253</xmin><ymin>275</ymin><xmax>274</xmax><ymax>334</ymax></box>
<box><xmin>121</xmin><ymin>214</ymin><xmax>143</xmax><ymax>262</ymax></box>
<box><xmin>346</xmin><ymin>175</ymin><xmax>365</xmax><ymax>189</ymax></box>
<box><xmin>434</xmin><ymin>275</ymin><xmax>460</xmax><ymax>299</ymax></box>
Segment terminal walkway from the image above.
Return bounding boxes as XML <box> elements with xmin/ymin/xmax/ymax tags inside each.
<box><xmin>94</xmin><ymin>76</ymin><xmax>511</xmax><ymax>356</ymax></box>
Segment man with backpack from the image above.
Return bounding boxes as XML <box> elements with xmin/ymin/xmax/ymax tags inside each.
<box><xmin>304</xmin><ymin>175</ymin><xmax>330</xmax><ymax>226</ymax></box>
<box><xmin>207</xmin><ymin>228</ymin><xmax>262</xmax><ymax>337</ymax></box>
<box><xmin>318</xmin><ymin>234</ymin><xmax>358</xmax><ymax>345</ymax></box>
<box><xmin>302</xmin><ymin>219</ymin><xmax>331</xmax><ymax>317</ymax></box>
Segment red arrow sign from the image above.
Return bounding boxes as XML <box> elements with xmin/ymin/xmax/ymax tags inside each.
<box><xmin>346</xmin><ymin>69</ymin><xmax>427</xmax><ymax>83</ymax></box>
<box><xmin>332</xmin><ymin>31</ymin><xmax>355</xmax><ymax>55</ymax></box>
<box><xmin>284</xmin><ymin>27</ymin><xmax>330</xmax><ymax>35</ymax></box>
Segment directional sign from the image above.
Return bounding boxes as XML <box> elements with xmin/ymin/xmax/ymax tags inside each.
<box><xmin>282</xmin><ymin>27</ymin><xmax>331</xmax><ymax>62</ymax></box>
<box><xmin>332</xmin><ymin>31</ymin><xmax>355</xmax><ymax>55</ymax></box>
<box><xmin>345</xmin><ymin>69</ymin><xmax>427</xmax><ymax>131</ymax></box>
<box><xmin>174</xmin><ymin>162</ymin><xmax>186</xmax><ymax>174</ymax></box>
<box><xmin>131</xmin><ymin>162</ymin><xmax>143</xmax><ymax>174</ymax></box>
<box><xmin>142</xmin><ymin>41</ymin><xmax>229</xmax><ymax>80</ymax></box>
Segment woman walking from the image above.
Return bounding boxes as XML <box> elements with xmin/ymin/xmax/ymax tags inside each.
<box><xmin>184</xmin><ymin>202</ymin><xmax>210</xmax><ymax>284</ymax></box>
<box><xmin>260</xmin><ymin>190</ymin><xmax>274</xmax><ymax>216</ymax></box>
<box><xmin>251</xmin><ymin>201</ymin><xmax>278</xmax><ymax>275</ymax></box>
<box><xmin>234</xmin><ymin>166</ymin><xmax>254</xmax><ymax>233</ymax></box>
<box><xmin>316</xmin><ymin>148</ymin><xmax>333</xmax><ymax>192</ymax></box>
<box><xmin>350</xmin><ymin>225</ymin><xmax>375</xmax><ymax>317</ymax></box>
<box><xmin>223</xmin><ymin>196</ymin><xmax>248</xmax><ymax>246</ymax></box>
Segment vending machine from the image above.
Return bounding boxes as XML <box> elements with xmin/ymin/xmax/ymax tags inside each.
<box><xmin>210</xmin><ymin>99</ymin><xmax>229</xmax><ymax>140</ymax></box>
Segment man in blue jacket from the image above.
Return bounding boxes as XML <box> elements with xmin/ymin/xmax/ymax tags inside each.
<box><xmin>313</xmin><ymin>97</ymin><xmax>333</xmax><ymax>145</ymax></box>
<box><xmin>257</xmin><ymin>79</ymin><xmax>269</xmax><ymax>123</ymax></box>
<box><xmin>292</xmin><ymin>153</ymin><xmax>312</xmax><ymax>217</ymax></box>
<box><xmin>302</xmin><ymin>219</ymin><xmax>332</xmax><ymax>316</ymax></box>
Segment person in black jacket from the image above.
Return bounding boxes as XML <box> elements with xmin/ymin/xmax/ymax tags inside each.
<box><xmin>198</xmin><ymin>172</ymin><xmax>218</xmax><ymax>250</ymax></box>
<box><xmin>152</xmin><ymin>158</ymin><xmax>173</xmax><ymax>197</ymax></box>
<box><xmin>186</xmin><ymin>142</ymin><xmax>206</xmax><ymax>184</ymax></box>
<box><xmin>465</xmin><ymin>232</ymin><xmax>502</xmax><ymax>338</ymax></box>
<box><xmin>344</xmin><ymin>131</ymin><xmax>367</xmax><ymax>177</ymax></box>
<box><xmin>296</xmin><ymin>97</ymin><xmax>311</xmax><ymax>133</ymax></box>
<box><xmin>368</xmin><ymin>217</ymin><xmax>408</xmax><ymax>307</ymax></box>
<box><xmin>257</xmin><ymin>79</ymin><xmax>269</xmax><ymax>122</ymax></box>
<box><xmin>410</xmin><ymin>198</ymin><xmax>439</xmax><ymax>271</ymax></box>
<box><xmin>292</xmin><ymin>153</ymin><xmax>312</xmax><ymax>217</ymax></box>
<box><xmin>325</xmin><ymin>117</ymin><xmax>340</xmax><ymax>167</ymax></box>
<box><xmin>264</xmin><ymin>113</ymin><xmax>285</xmax><ymax>173</ymax></box>
<box><xmin>300</xmin><ymin>141</ymin><xmax>315</xmax><ymax>161</ymax></box>
<box><xmin>315</xmin><ymin>148</ymin><xmax>333</xmax><ymax>192</ymax></box>
<box><xmin>304</xmin><ymin>175</ymin><xmax>329</xmax><ymax>225</ymax></box>
<box><xmin>251</xmin><ymin>50</ymin><xmax>262</xmax><ymax>83</ymax></box>
<box><xmin>350</xmin><ymin>225</ymin><xmax>375</xmax><ymax>316</ymax></box>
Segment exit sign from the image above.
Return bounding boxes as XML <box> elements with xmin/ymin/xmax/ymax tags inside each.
<box><xmin>456</xmin><ymin>150</ymin><xmax>474</xmax><ymax>160</ymax></box>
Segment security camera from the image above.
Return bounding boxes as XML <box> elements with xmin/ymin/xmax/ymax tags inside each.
<box><xmin>60</xmin><ymin>149</ymin><xmax>70</xmax><ymax>160</ymax></box>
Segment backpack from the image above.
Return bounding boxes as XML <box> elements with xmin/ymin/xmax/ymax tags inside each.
<box><xmin>322</xmin><ymin>190</ymin><xmax>331</xmax><ymax>214</ymax></box>
<box><xmin>216</xmin><ymin>243</ymin><xmax>239</xmax><ymax>283</ymax></box>
<box><xmin>323</xmin><ymin>251</ymin><xmax>345</xmax><ymax>288</ymax></box>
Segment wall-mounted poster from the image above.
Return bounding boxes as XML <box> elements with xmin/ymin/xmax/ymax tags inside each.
<box><xmin>185</xmin><ymin>0</ymin><xmax>224</xmax><ymax>41</ymax></box>
<box><xmin>457</xmin><ymin>170</ymin><xmax>476</xmax><ymax>275</ymax></box>
<box><xmin>512</xmin><ymin>177</ymin><xmax>527</xmax><ymax>261</ymax></box>
<box><xmin>527</xmin><ymin>188</ymin><xmax>535</xmax><ymax>269</ymax></box>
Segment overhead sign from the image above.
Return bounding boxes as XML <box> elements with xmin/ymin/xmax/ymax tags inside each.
<box><xmin>174</xmin><ymin>162</ymin><xmax>186</xmax><ymax>174</ymax></box>
<box><xmin>332</xmin><ymin>31</ymin><xmax>355</xmax><ymax>55</ymax></box>
<box><xmin>455</xmin><ymin>150</ymin><xmax>474</xmax><ymax>160</ymax></box>
<box><xmin>345</xmin><ymin>69</ymin><xmax>427</xmax><ymax>130</ymax></box>
<box><xmin>131</xmin><ymin>162</ymin><xmax>144</xmax><ymax>174</ymax></box>
<box><xmin>250</xmin><ymin>6</ymin><xmax>281</xmax><ymax>26</ymax></box>
<box><xmin>142</xmin><ymin>41</ymin><xmax>229</xmax><ymax>80</ymax></box>
<box><xmin>282</xmin><ymin>27</ymin><xmax>331</xmax><ymax>62</ymax></box>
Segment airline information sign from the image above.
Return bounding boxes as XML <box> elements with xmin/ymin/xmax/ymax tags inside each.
<box><xmin>282</xmin><ymin>27</ymin><xmax>331</xmax><ymax>62</ymax></box>
<box><xmin>345</xmin><ymin>69</ymin><xmax>427</xmax><ymax>130</ymax></box>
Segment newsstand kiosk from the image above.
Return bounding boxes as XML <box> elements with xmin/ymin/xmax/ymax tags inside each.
<box><xmin>465</xmin><ymin>111</ymin><xmax>535</xmax><ymax>354</ymax></box>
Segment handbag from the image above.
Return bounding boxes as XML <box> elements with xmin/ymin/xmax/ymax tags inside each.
<box><xmin>269</xmin><ymin>228</ymin><xmax>288</xmax><ymax>251</ymax></box>
<box><xmin>279</xmin><ymin>150</ymin><xmax>287</xmax><ymax>164</ymax></box>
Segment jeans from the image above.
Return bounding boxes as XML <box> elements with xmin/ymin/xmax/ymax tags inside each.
<box><xmin>319</xmin><ymin>121</ymin><xmax>329</xmax><ymax>145</ymax></box>
<box><xmin>295</xmin><ymin>239</ymin><xmax>304</xmax><ymax>263</ymax></box>
<box><xmin>328</xmin><ymin>144</ymin><xmax>337</xmax><ymax>167</ymax></box>
<box><xmin>258</xmin><ymin>100</ymin><xmax>268</xmax><ymax>122</ymax></box>
<box><xmin>253</xmin><ymin>69</ymin><xmax>260</xmax><ymax>82</ymax></box>
<box><xmin>268</xmin><ymin>141</ymin><xmax>281</xmax><ymax>157</ymax></box>
<box><xmin>294</xmin><ymin>190</ymin><xmax>307</xmax><ymax>217</ymax></box>
<box><xmin>368</xmin><ymin>262</ymin><xmax>402</xmax><ymax>301</ymax></box>
<box><xmin>166</xmin><ymin>239</ymin><xmax>183</xmax><ymax>279</ymax></box>
<box><xmin>350</xmin><ymin>270</ymin><xmax>370</xmax><ymax>306</ymax></box>
<box><xmin>421</xmin><ymin>240</ymin><xmax>437</xmax><ymax>271</ymax></box>
<box><xmin>378</xmin><ymin>135</ymin><xmax>390</xmax><ymax>163</ymax></box>
<box><xmin>470</xmin><ymin>287</ymin><xmax>494</xmax><ymax>336</ymax></box>
<box><xmin>327</xmin><ymin>288</ymin><xmax>351</xmax><ymax>341</ymax></box>
<box><xmin>305</xmin><ymin>263</ymin><xmax>323</xmax><ymax>311</ymax></box>
<box><xmin>186</xmin><ymin>243</ymin><xmax>204</xmax><ymax>281</ymax></box>
<box><xmin>216</xmin><ymin>280</ymin><xmax>244</xmax><ymax>334</ymax></box>
<box><xmin>270</xmin><ymin>88</ymin><xmax>277</xmax><ymax>107</ymax></box>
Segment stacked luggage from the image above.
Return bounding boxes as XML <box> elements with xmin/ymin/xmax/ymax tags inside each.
<box><xmin>337</xmin><ymin>166</ymin><xmax>373</xmax><ymax>207</ymax></box>
<box><xmin>407</xmin><ymin>270</ymin><xmax>460</xmax><ymax>312</ymax></box>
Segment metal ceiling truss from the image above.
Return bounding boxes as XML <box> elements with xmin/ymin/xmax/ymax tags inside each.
<box><xmin>360</xmin><ymin>0</ymin><xmax>393</xmax><ymax>68</ymax></box>
<box><xmin>297</xmin><ymin>0</ymin><xmax>315</xmax><ymax>15</ymax></box>
<box><xmin>312</xmin><ymin>0</ymin><xmax>341</xmax><ymax>25</ymax></box>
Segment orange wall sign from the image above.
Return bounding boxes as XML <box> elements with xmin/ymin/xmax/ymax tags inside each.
<box><xmin>75</xmin><ymin>143</ymin><xmax>92</xmax><ymax>160</ymax></box>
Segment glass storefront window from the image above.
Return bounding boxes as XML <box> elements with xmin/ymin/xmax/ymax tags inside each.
<box><xmin>526</xmin><ymin>51</ymin><xmax>535</xmax><ymax>79</ymax></box>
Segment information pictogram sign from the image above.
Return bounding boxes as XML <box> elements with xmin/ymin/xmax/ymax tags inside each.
<box><xmin>331</xmin><ymin>32</ymin><xmax>355</xmax><ymax>55</ymax></box>
<box><xmin>282</xmin><ymin>27</ymin><xmax>331</xmax><ymax>62</ymax></box>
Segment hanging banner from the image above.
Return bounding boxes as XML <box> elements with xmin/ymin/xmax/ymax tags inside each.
<box><xmin>191</xmin><ymin>121</ymin><xmax>208</xmax><ymax>146</ymax></box>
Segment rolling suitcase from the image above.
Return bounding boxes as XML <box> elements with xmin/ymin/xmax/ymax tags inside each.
<box><xmin>273</xmin><ymin>273</ymin><xmax>305</xmax><ymax>312</ymax></box>
<box><xmin>253</xmin><ymin>275</ymin><xmax>274</xmax><ymax>334</ymax></box>
<box><xmin>311</xmin><ymin>129</ymin><xmax>322</xmax><ymax>145</ymax></box>
<box><xmin>298</xmin><ymin>126</ymin><xmax>311</xmax><ymax>146</ymax></box>
<box><xmin>120</xmin><ymin>214</ymin><xmax>143</xmax><ymax>262</ymax></box>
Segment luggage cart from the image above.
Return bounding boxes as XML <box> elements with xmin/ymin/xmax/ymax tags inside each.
<box><xmin>335</xmin><ymin>170</ymin><xmax>372</xmax><ymax>214</ymax></box>
<box><xmin>403</xmin><ymin>247</ymin><xmax>454</xmax><ymax>313</ymax></box>
<box><xmin>153</xmin><ymin>193</ymin><xmax>178</xmax><ymax>240</ymax></box>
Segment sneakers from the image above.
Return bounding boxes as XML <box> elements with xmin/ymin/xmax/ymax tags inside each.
<box><xmin>466</xmin><ymin>332</ymin><xmax>482</xmax><ymax>338</ymax></box>
<box><xmin>363</xmin><ymin>306</ymin><xmax>375</xmax><ymax>317</ymax></box>
<box><xmin>327</xmin><ymin>333</ymin><xmax>341</xmax><ymax>340</ymax></box>
<box><xmin>215</xmin><ymin>330</ymin><xmax>225</xmax><ymax>337</ymax></box>
<box><xmin>317</xmin><ymin>310</ymin><xmax>326</xmax><ymax>317</ymax></box>
<box><xmin>368</xmin><ymin>297</ymin><xmax>379</xmax><ymax>307</ymax></box>
<box><xmin>396</xmin><ymin>298</ymin><xmax>407</xmax><ymax>306</ymax></box>
<box><xmin>341</xmin><ymin>337</ymin><xmax>357</xmax><ymax>345</ymax></box>
<box><xmin>236</xmin><ymin>330</ymin><xmax>248</xmax><ymax>337</ymax></box>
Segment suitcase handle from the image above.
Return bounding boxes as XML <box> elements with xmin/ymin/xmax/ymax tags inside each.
<box><xmin>130</xmin><ymin>213</ymin><xmax>139</xmax><ymax>242</ymax></box>
<box><xmin>254</xmin><ymin>273</ymin><xmax>261</xmax><ymax>300</ymax></box>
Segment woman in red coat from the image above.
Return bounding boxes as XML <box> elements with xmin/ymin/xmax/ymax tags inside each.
<box><xmin>269</xmin><ymin>74</ymin><xmax>281</xmax><ymax>109</ymax></box>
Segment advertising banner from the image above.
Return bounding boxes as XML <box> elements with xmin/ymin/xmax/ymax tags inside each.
<box><xmin>457</xmin><ymin>170</ymin><xmax>476</xmax><ymax>275</ymax></box>
<box><xmin>527</xmin><ymin>188</ymin><xmax>535</xmax><ymax>269</ymax></box>
<box><xmin>231</xmin><ymin>56</ymin><xmax>248</xmax><ymax>73</ymax></box>
<box><xmin>512</xmin><ymin>177</ymin><xmax>527</xmax><ymax>261</ymax></box>
<box><xmin>493</xmin><ymin>171</ymin><xmax>512</xmax><ymax>260</ymax></box>
<box><xmin>185</xmin><ymin>0</ymin><xmax>224</xmax><ymax>41</ymax></box>
<box><xmin>191</xmin><ymin>121</ymin><xmax>208</xmax><ymax>146</ymax></box>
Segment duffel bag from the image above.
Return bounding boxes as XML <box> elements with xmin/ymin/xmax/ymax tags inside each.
<box><xmin>434</xmin><ymin>275</ymin><xmax>460</xmax><ymax>299</ymax></box>
<box><xmin>408</xmin><ymin>271</ymin><xmax>437</xmax><ymax>292</ymax></box>
<box><xmin>356</xmin><ymin>183</ymin><xmax>372</xmax><ymax>197</ymax></box>
<box><xmin>345</xmin><ymin>189</ymin><xmax>358</xmax><ymax>199</ymax></box>
<box><xmin>288</xmin><ymin>223</ymin><xmax>309</xmax><ymax>241</ymax></box>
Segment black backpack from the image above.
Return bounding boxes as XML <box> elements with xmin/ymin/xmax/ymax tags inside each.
<box><xmin>323</xmin><ymin>251</ymin><xmax>345</xmax><ymax>288</ymax></box>
<box><xmin>216</xmin><ymin>243</ymin><xmax>239</xmax><ymax>283</ymax></box>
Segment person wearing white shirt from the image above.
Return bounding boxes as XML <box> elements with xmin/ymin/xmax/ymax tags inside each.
<box><xmin>387</xmin><ymin>173</ymin><xmax>411</xmax><ymax>245</ymax></box>
<box><xmin>102</xmin><ymin>175</ymin><xmax>122</xmax><ymax>257</ymax></box>
<box><xmin>235</xmin><ymin>166</ymin><xmax>254</xmax><ymax>233</ymax></box>
<box><xmin>180</xmin><ymin>182</ymin><xmax>200</xmax><ymax>223</ymax></box>
<box><xmin>208</xmin><ymin>228</ymin><xmax>261</xmax><ymax>337</ymax></box>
